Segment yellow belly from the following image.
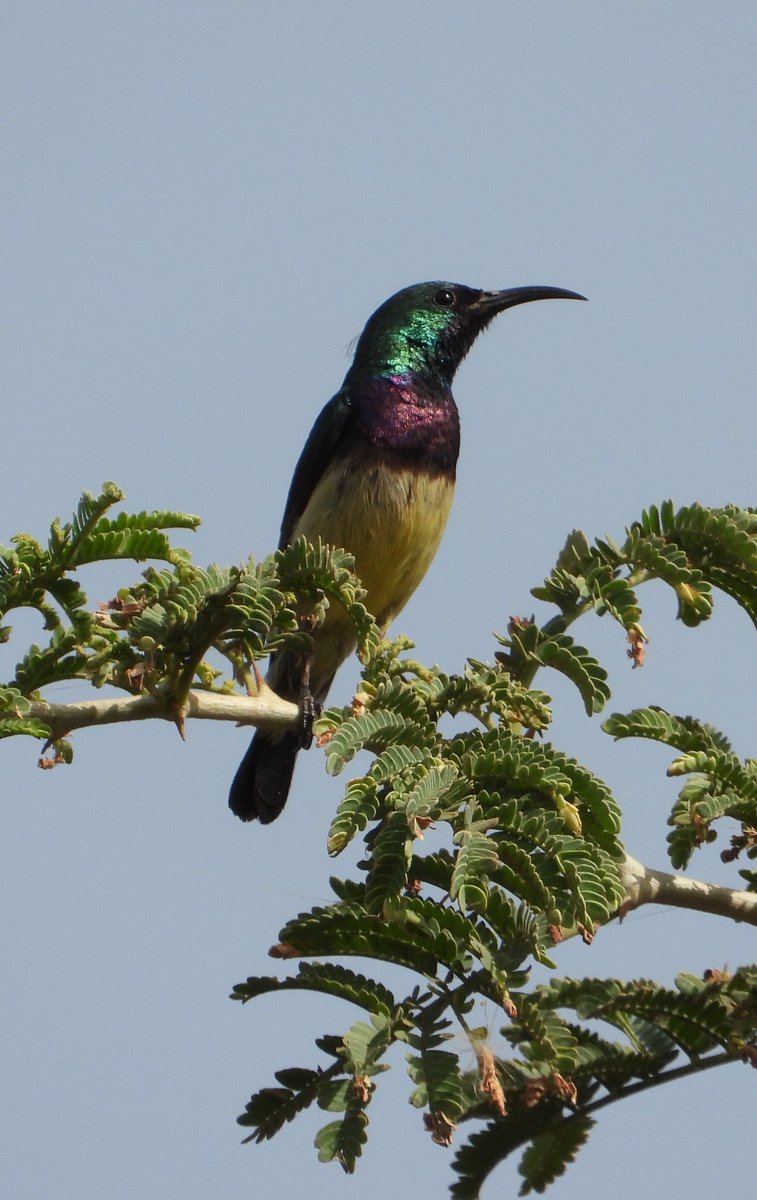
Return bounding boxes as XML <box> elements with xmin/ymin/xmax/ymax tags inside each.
<box><xmin>291</xmin><ymin>455</ymin><xmax>454</xmax><ymax>689</ymax></box>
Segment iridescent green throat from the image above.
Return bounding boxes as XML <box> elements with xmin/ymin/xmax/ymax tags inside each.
<box><xmin>348</xmin><ymin>284</ymin><xmax>471</xmax><ymax>384</ymax></box>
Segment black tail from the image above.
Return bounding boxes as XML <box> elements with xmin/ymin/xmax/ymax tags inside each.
<box><xmin>228</xmin><ymin>730</ymin><xmax>300</xmax><ymax>824</ymax></box>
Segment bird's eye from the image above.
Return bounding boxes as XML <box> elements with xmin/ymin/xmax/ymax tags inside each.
<box><xmin>433</xmin><ymin>288</ymin><xmax>456</xmax><ymax>308</ymax></box>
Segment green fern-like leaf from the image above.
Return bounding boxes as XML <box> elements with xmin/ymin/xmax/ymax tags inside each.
<box><xmin>369</xmin><ymin>742</ymin><xmax>436</xmax><ymax>782</ymax></box>
<box><xmin>128</xmin><ymin>563</ymin><xmax>233</xmax><ymax>642</ymax></box>
<box><xmin>60</xmin><ymin>483</ymin><xmax>124</xmax><ymax>561</ymax></box>
<box><xmin>662</xmin><ymin>504</ymin><xmax>757</xmax><ymax>628</ymax></box>
<box><xmin>517</xmin><ymin>630</ymin><xmax>611</xmax><ymax>716</ymax></box>
<box><xmin>409</xmin><ymin>848</ymin><xmax>455</xmax><ymax>893</ymax></box>
<box><xmin>491</xmin><ymin>839</ymin><xmax>560</xmax><ymax>925</ymax></box>
<box><xmin>665</xmin><ymin>751</ymin><xmax>757</xmax><ymax>868</ymax></box>
<box><xmin>0</xmin><ymin>716</ymin><xmax>52</xmax><ymax>740</ymax></box>
<box><xmin>509</xmin><ymin>997</ymin><xmax>580</xmax><ymax>1072</ymax></box>
<box><xmin>13</xmin><ymin>635</ymin><xmax>91</xmax><ymax>694</ymax></box>
<box><xmin>70</xmin><ymin>527</ymin><xmax>178</xmax><ymax>566</ymax></box>
<box><xmin>340</xmin><ymin>1011</ymin><xmax>395</xmax><ymax>1074</ymax></box>
<box><xmin>327</xmin><ymin>776</ymin><xmax>381</xmax><ymax>856</ymax></box>
<box><xmin>454</xmin><ymin>728</ymin><xmax>622</xmax><ymax>847</ymax></box>
<box><xmin>583</xmin><ymin>563</ymin><xmax>642</xmax><ymax>630</ymax></box>
<box><xmin>451</xmin><ymin>819</ymin><xmax>500</xmax><ymax>913</ymax></box>
<box><xmin>538</xmin><ymin>974</ymin><xmax>746</xmax><ymax>1058</ymax></box>
<box><xmin>459</xmin><ymin>732</ymin><xmax>572</xmax><ymax>803</ymax></box>
<box><xmin>314</xmin><ymin>1108</ymin><xmax>369</xmax><ymax>1173</ymax></box>
<box><xmin>478</xmin><ymin>895</ymin><xmax>556</xmax><ymax>971</ymax></box>
<box><xmin>220</xmin><ymin>563</ymin><xmax>290</xmax><ymax>659</ymax></box>
<box><xmin>401</xmin><ymin>762</ymin><xmax>465</xmax><ymax>817</ymax></box>
<box><xmin>624</xmin><ymin>528</ymin><xmax>713</xmax><ymax>626</ymax></box>
<box><xmin>273</xmin><ymin>902</ymin><xmax>458</xmax><ymax>978</ymax></box>
<box><xmin>325</xmin><ymin>708</ymin><xmax>434</xmax><ymax>775</ymax></box>
<box><xmin>407</xmin><ymin>1047</ymin><xmax>465</xmax><ymax>1119</ymax></box>
<box><xmin>451</xmin><ymin>1101</ymin><xmax>575</xmax><ymax>1200</ymax></box>
<box><xmin>230</xmin><ymin>963</ymin><xmax>396</xmax><ymax>1017</ymax></box>
<box><xmin>275</xmin><ymin>537</ymin><xmax>380</xmax><ymax>662</ymax></box>
<box><xmin>553</xmin><ymin>840</ymin><xmax>623</xmax><ymax>926</ymax></box>
<box><xmin>604</xmin><ymin>706</ymin><xmax>732</xmax><ymax>754</ymax></box>
<box><xmin>238</xmin><ymin>1066</ymin><xmax>325</xmax><ymax>1143</ymax></box>
<box><xmin>364</xmin><ymin>813</ymin><xmax>413</xmax><ymax>915</ymax></box>
<box><xmin>429</xmin><ymin>662</ymin><xmax>554</xmax><ymax>733</ymax></box>
<box><xmin>0</xmin><ymin>686</ymin><xmax>33</xmax><ymax>715</ymax></box>
<box><xmin>518</xmin><ymin>1113</ymin><xmax>594</xmax><ymax>1196</ymax></box>
<box><xmin>666</xmin><ymin>747</ymin><xmax>757</xmax><ymax>798</ymax></box>
<box><xmin>93</xmin><ymin>507</ymin><xmax>200</xmax><ymax>534</ymax></box>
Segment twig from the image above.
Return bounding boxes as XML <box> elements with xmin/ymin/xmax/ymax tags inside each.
<box><xmin>28</xmin><ymin>685</ymin><xmax>299</xmax><ymax>740</ymax></box>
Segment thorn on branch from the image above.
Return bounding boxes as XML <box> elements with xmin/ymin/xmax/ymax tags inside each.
<box><xmin>616</xmin><ymin>898</ymin><xmax>635</xmax><ymax>922</ymax></box>
<box><xmin>170</xmin><ymin>703</ymin><xmax>187</xmax><ymax>741</ymax></box>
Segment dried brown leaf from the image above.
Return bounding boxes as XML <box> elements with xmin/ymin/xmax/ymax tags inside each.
<box><xmin>423</xmin><ymin>1111</ymin><xmax>456</xmax><ymax>1146</ymax></box>
<box><xmin>477</xmin><ymin>1046</ymin><xmax>507</xmax><ymax>1117</ymax></box>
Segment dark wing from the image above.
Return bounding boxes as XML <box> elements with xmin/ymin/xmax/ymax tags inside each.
<box><xmin>278</xmin><ymin>388</ymin><xmax>353</xmax><ymax>548</ymax></box>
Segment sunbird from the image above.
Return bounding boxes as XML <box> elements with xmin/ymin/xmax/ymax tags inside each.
<box><xmin>229</xmin><ymin>281</ymin><xmax>584</xmax><ymax>823</ymax></box>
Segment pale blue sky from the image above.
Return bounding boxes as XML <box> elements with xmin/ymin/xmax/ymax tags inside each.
<box><xmin>2</xmin><ymin>4</ymin><xmax>756</xmax><ymax>1197</ymax></box>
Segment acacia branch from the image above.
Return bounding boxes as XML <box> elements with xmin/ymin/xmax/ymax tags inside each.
<box><xmin>620</xmin><ymin>853</ymin><xmax>757</xmax><ymax>926</ymax></box>
<box><xmin>22</xmin><ymin>692</ymin><xmax>757</xmax><ymax>932</ymax></box>
<box><xmin>28</xmin><ymin>686</ymin><xmax>299</xmax><ymax>741</ymax></box>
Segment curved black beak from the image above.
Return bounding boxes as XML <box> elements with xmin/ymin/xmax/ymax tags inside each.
<box><xmin>473</xmin><ymin>286</ymin><xmax>587</xmax><ymax>314</ymax></box>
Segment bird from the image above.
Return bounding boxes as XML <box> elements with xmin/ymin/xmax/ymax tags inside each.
<box><xmin>229</xmin><ymin>280</ymin><xmax>585</xmax><ymax>823</ymax></box>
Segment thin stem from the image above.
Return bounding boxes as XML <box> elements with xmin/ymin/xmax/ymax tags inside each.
<box><xmin>447</xmin><ymin>992</ymin><xmax>478</xmax><ymax>1045</ymax></box>
<box><xmin>582</xmin><ymin>1049</ymin><xmax>736</xmax><ymax>1118</ymax></box>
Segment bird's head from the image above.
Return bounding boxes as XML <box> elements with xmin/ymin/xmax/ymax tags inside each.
<box><xmin>348</xmin><ymin>281</ymin><xmax>586</xmax><ymax>386</ymax></box>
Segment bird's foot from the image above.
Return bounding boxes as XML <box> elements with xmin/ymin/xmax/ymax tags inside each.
<box><xmin>298</xmin><ymin>691</ymin><xmax>321</xmax><ymax>749</ymax></box>
<box><xmin>297</xmin><ymin>657</ymin><xmax>321</xmax><ymax>749</ymax></box>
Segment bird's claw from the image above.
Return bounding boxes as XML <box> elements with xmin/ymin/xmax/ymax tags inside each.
<box><xmin>298</xmin><ymin>691</ymin><xmax>321</xmax><ymax>749</ymax></box>
<box><xmin>298</xmin><ymin>657</ymin><xmax>320</xmax><ymax>749</ymax></box>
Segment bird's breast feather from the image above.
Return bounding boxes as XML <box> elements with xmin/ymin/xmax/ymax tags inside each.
<box><xmin>292</xmin><ymin>449</ymin><xmax>454</xmax><ymax>630</ymax></box>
